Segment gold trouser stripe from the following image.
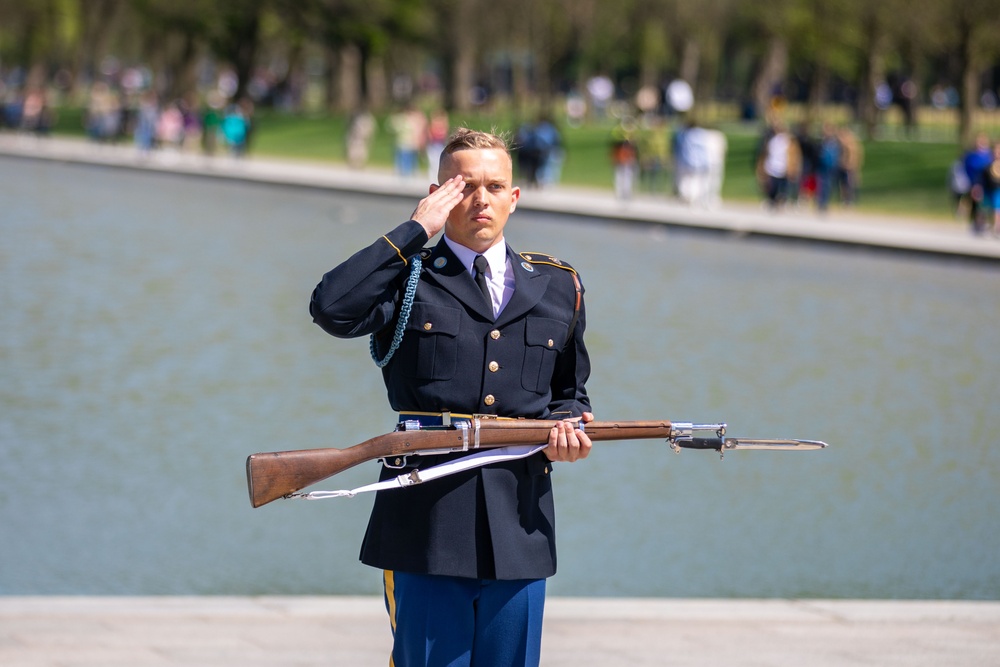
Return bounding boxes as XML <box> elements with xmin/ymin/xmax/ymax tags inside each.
<box><xmin>384</xmin><ymin>570</ymin><xmax>397</xmax><ymax>633</ymax></box>
<box><xmin>384</xmin><ymin>570</ymin><xmax>397</xmax><ymax>667</ymax></box>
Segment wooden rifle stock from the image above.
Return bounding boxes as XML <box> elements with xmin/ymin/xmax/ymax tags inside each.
<box><xmin>246</xmin><ymin>420</ymin><xmax>674</xmax><ymax>508</ymax></box>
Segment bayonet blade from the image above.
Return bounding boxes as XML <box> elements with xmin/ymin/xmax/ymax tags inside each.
<box><xmin>723</xmin><ymin>438</ymin><xmax>828</xmax><ymax>451</ymax></box>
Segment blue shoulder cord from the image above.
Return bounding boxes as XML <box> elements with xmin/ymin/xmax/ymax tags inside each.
<box><xmin>370</xmin><ymin>255</ymin><xmax>422</xmax><ymax>368</ymax></box>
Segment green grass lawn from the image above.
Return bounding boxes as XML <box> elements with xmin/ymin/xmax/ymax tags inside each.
<box><xmin>49</xmin><ymin>106</ymin><xmax>963</xmax><ymax>222</ymax></box>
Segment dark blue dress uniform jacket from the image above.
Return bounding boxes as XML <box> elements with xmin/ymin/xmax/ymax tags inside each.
<box><xmin>310</xmin><ymin>220</ymin><xmax>591</xmax><ymax>580</ymax></box>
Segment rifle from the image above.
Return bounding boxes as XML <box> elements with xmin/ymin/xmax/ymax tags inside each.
<box><xmin>246</xmin><ymin>419</ymin><xmax>826</xmax><ymax>507</ymax></box>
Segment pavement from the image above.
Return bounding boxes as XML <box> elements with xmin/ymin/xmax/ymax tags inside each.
<box><xmin>3</xmin><ymin>132</ymin><xmax>1000</xmax><ymax>666</ymax></box>
<box><xmin>3</xmin><ymin>131</ymin><xmax>1000</xmax><ymax>262</ymax></box>
<box><xmin>2</xmin><ymin>596</ymin><xmax>1000</xmax><ymax>667</ymax></box>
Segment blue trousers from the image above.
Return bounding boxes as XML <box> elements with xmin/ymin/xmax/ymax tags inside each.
<box><xmin>383</xmin><ymin>570</ymin><xmax>546</xmax><ymax>667</ymax></box>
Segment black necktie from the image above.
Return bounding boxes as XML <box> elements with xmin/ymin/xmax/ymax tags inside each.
<box><xmin>473</xmin><ymin>255</ymin><xmax>491</xmax><ymax>306</ymax></box>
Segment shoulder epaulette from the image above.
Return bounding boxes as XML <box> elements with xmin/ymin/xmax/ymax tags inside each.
<box><xmin>519</xmin><ymin>252</ymin><xmax>583</xmax><ymax>338</ymax></box>
<box><xmin>518</xmin><ymin>251</ymin><xmax>577</xmax><ymax>274</ymax></box>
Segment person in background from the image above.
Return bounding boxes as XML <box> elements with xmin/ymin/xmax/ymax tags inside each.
<box><xmin>390</xmin><ymin>102</ymin><xmax>427</xmax><ymax>178</ymax></box>
<box><xmin>155</xmin><ymin>100</ymin><xmax>184</xmax><ymax>151</ymax></box>
<box><xmin>515</xmin><ymin>120</ymin><xmax>542</xmax><ymax>186</ymax></box>
<box><xmin>815</xmin><ymin>123</ymin><xmax>841</xmax><ymax>213</ymax></box>
<box><xmin>981</xmin><ymin>142</ymin><xmax>1000</xmax><ymax>236</ymax></box>
<box><xmin>610</xmin><ymin>117</ymin><xmax>639</xmax><ymax>200</ymax></box>
<box><xmin>201</xmin><ymin>92</ymin><xmax>224</xmax><ymax>156</ymax></box>
<box><xmin>532</xmin><ymin>115</ymin><xmax>563</xmax><ymax>189</ymax></box>
<box><xmin>793</xmin><ymin>122</ymin><xmax>818</xmax><ymax>207</ymax></box>
<box><xmin>425</xmin><ymin>107</ymin><xmax>450</xmax><ymax>182</ymax></box>
<box><xmin>948</xmin><ymin>152</ymin><xmax>971</xmax><ymax>220</ymax></box>
<box><xmin>757</xmin><ymin>120</ymin><xmax>800</xmax><ymax>210</ymax></box>
<box><xmin>221</xmin><ymin>101</ymin><xmax>250</xmax><ymax>156</ymax></box>
<box><xmin>19</xmin><ymin>87</ymin><xmax>52</xmax><ymax>135</ymax></box>
<box><xmin>836</xmin><ymin>126</ymin><xmax>863</xmax><ymax>206</ymax></box>
<box><xmin>963</xmin><ymin>133</ymin><xmax>993</xmax><ymax>234</ymax></box>
<box><xmin>346</xmin><ymin>106</ymin><xmax>376</xmax><ymax>169</ymax></box>
<box><xmin>638</xmin><ymin>116</ymin><xmax>670</xmax><ymax>194</ymax></box>
<box><xmin>133</xmin><ymin>90</ymin><xmax>159</xmax><ymax>155</ymax></box>
<box><xmin>180</xmin><ymin>95</ymin><xmax>202</xmax><ymax>153</ymax></box>
<box><xmin>309</xmin><ymin>128</ymin><xmax>593</xmax><ymax>667</ymax></box>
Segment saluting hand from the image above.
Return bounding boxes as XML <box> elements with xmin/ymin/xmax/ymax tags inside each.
<box><xmin>545</xmin><ymin>412</ymin><xmax>594</xmax><ymax>463</ymax></box>
<box><xmin>412</xmin><ymin>176</ymin><xmax>465</xmax><ymax>240</ymax></box>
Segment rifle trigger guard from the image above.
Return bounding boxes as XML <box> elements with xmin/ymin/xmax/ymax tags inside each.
<box><xmin>381</xmin><ymin>456</ymin><xmax>410</xmax><ymax>469</ymax></box>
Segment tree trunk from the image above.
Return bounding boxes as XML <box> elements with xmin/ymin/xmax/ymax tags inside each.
<box><xmin>806</xmin><ymin>62</ymin><xmax>830</xmax><ymax>125</ymax></box>
<box><xmin>858</xmin><ymin>42</ymin><xmax>885</xmax><ymax>139</ymax></box>
<box><xmin>324</xmin><ymin>47</ymin><xmax>339</xmax><ymax>112</ymax></box>
<box><xmin>680</xmin><ymin>38</ymin><xmax>701</xmax><ymax>93</ymax></box>
<box><xmin>751</xmin><ymin>36</ymin><xmax>788</xmax><ymax>121</ymax></box>
<box><xmin>448</xmin><ymin>0</ymin><xmax>476</xmax><ymax>112</ymax></box>
<box><xmin>164</xmin><ymin>32</ymin><xmax>201</xmax><ymax>102</ymax></box>
<box><xmin>956</xmin><ymin>15</ymin><xmax>978</xmax><ymax>146</ymax></box>
<box><xmin>337</xmin><ymin>43</ymin><xmax>362</xmax><ymax>112</ymax></box>
<box><xmin>69</xmin><ymin>0</ymin><xmax>121</xmax><ymax>93</ymax></box>
<box><xmin>365</xmin><ymin>55</ymin><xmax>389</xmax><ymax>112</ymax></box>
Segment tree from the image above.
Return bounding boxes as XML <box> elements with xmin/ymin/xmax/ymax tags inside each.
<box><xmin>944</xmin><ymin>0</ymin><xmax>1000</xmax><ymax>145</ymax></box>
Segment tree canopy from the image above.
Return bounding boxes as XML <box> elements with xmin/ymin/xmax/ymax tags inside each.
<box><xmin>1</xmin><ymin>0</ymin><xmax>999</xmax><ymax>142</ymax></box>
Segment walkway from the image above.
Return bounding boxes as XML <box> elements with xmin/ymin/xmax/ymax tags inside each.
<box><xmin>2</xmin><ymin>132</ymin><xmax>999</xmax><ymax>261</ymax></box>
<box><xmin>2</xmin><ymin>596</ymin><xmax>999</xmax><ymax>666</ymax></box>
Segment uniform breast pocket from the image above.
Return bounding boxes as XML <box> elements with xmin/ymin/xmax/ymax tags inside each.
<box><xmin>402</xmin><ymin>302</ymin><xmax>461</xmax><ymax>380</ymax></box>
<box><xmin>521</xmin><ymin>317</ymin><xmax>568</xmax><ymax>393</ymax></box>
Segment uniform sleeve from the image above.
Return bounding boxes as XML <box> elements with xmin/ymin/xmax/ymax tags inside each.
<box><xmin>547</xmin><ymin>274</ymin><xmax>591</xmax><ymax>418</ymax></box>
<box><xmin>310</xmin><ymin>220</ymin><xmax>427</xmax><ymax>339</ymax></box>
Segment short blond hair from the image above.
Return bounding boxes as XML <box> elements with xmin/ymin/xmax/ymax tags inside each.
<box><xmin>442</xmin><ymin>127</ymin><xmax>511</xmax><ymax>156</ymax></box>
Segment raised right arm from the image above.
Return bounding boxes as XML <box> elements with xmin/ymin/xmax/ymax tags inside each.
<box><xmin>310</xmin><ymin>176</ymin><xmax>466</xmax><ymax>339</ymax></box>
<box><xmin>309</xmin><ymin>220</ymin><xmax>427</xmax><ymax>339</ymax></box>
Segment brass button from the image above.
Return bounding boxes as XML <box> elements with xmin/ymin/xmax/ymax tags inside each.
<box><xmin>423</xmin><ymin>322</ymin><xmax>433</xmax><ymax>331</ymax></box>
<box><xmin>490</xmin><ymin>329</ymin><xmax>501</xmax><ymax>340</ymax></box>
<box><xmin>547</xmin><ymin>338</ymin><xmax>554</xmax><ymax>347</ymax></box>
<box><xmin>488</xmin><ymin>361</ymin><xmax>499</xmax><ymax>372</ymax></box>
<box><xmin>483</xmin><ymin>394</ymin><xmax>496</xmax><ymax>406</ymax></box>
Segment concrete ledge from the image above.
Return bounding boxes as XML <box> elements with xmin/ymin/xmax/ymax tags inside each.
<box><xmin>3</xmin><ymin>132</ymin><xmax>1000</xmax><ymax>262</ymax></box>
<box><xmin>2</xmin><ymin>596</ymin><xmax>998</xmax><ymax>666</ymax></box>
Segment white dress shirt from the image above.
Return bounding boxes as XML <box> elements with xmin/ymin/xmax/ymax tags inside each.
<box><xmin>443</xmin><ymin>236</ymin><xmax>514</xmax><ymax>316</ymax></box>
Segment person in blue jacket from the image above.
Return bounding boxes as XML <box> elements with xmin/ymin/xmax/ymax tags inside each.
<box><xmin>309</xmin><ymin>128</ymin><xmax>594</xmax><ymax>667</ymax></box>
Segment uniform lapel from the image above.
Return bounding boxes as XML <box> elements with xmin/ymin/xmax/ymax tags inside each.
<box><xmin>423</xmin><ymin>242</ymin><xmax>496</xmax><ymax>319</ymax></box>
<box><xmin>495</xmin><ymin>245</ymin><xmax>550</xmax><ymax>328</ymax></box>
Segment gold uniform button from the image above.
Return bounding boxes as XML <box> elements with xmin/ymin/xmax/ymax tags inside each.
<box><xmin>423</xmin><ymin>322</ymin><xmax>433</xmax><ymax>331</ymax></box>
<box><xmin>490</xmin><ymin>329</ymin><xmax>501</xmax><ymax>340</ymax></box>
<box><xmin>488</xmin><ymin>361</ymin><xmax>500</xmax><ymax>372</ymax></box>
<box><xmin>547</xmin><ymin>339</ymin><xmax>554</xmax><ymax>347</ymax></box>
<box><xmin>483</xmin><ymin>394</ymin><xmax>496</xmax><ymax>406</ymax></box>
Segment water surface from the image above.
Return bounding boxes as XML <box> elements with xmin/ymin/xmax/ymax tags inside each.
<box><xmin>2</xmin><ymin>156</ymin><xmax>998</xmax><ymax>599</ymax></box>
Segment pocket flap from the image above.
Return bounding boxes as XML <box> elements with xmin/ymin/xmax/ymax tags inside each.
<box><xmin>405</xmin><ymin>302</ymin><xmax>461</xmax><ymax>336</ymax></box>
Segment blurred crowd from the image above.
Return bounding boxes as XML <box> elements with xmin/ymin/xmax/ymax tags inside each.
<box><xmin>84</xmin><ymin>83</ymin><xmax>256</xmax><ymax>158</ymax></box>
<box><xmin>606</xmin><ymin>114</ymin><xmax>727</xmax><ymax>205</ymax></box>
<box><xmin>1</xmin><ymin>86</ymin><xmax>55</xmax><ymax>134</ymax></box>
<box><xmin>0</xmin><ymin>77</ymin><xmax>256</xmax><ymax>158</ymax></box>
<box><xmin>752</xmin><ymin>119</ymin><xmax>864</xmax><ymax>214</ymax></box>
<box><xmin>951</xmin><ymin>132</ymin><xmax>1000</xmax><ymax>236</ymax></box>
<box><xmin>12</xmin><ymin>66</ymin><xmax>1000</xmax><ymax>233</ymax></box>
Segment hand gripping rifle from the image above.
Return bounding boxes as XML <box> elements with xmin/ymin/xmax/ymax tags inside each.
<box><xmin>246</xmin><ymin>419</ymin><xmax>826</xmax><ymax>508</ymax></box>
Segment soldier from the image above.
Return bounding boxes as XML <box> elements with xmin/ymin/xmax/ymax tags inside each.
<box><xmin>310</xmin><ymin>128</ymin><xmax>594</xmax><ymax>666</ymax></box>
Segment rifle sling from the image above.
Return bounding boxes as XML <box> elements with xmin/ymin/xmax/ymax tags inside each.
<box><xmin>286</xmin><ymin>443</ymin><xmax>547</xmax><ymax>500</ymax></box>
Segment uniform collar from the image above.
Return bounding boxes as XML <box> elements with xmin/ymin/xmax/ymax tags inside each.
<box><xmin>443</xmin><ymin>236</ymin><xmax>508</xmax><ymax>277</ymax></box>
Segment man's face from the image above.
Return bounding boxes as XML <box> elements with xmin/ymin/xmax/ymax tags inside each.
<box><xmin>436</xmin><ymin>148</ymin><xmax>520</xmax><ymax>253</ymax></box>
